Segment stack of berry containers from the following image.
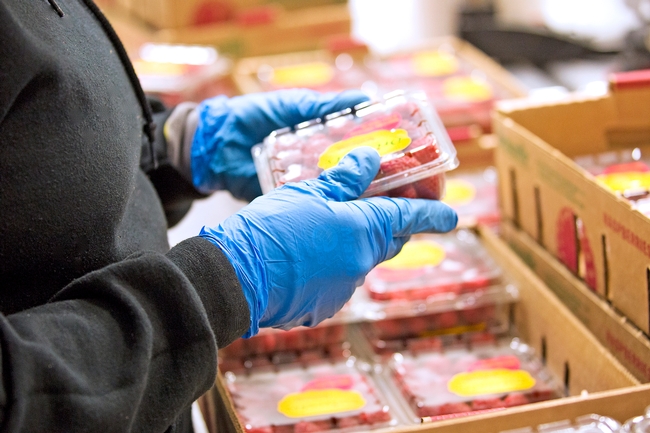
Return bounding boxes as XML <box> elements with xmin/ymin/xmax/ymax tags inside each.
<box><xmin>366</xmin><ymin>49</ymin><xmax>515</xmax><ymax>133</ymax></box>
<box><xmin>386</xmin><ymin>337</ymin><xmax>564</xmax><ymax>422</ymax></box>
<box><xmin>350</xmin><ymin>229</ymin><xmax>517</xmax><ymax>355</ymax></box>
<box><xmin>251</xmin><ymin>53</ymin><xmax>376</xmax><ymax>96</ymax></box>
<box><xmin>252</xmin><ymin>91</ymin><xmax>459</xmax><ymax>199</ymax></box>
<box><xmin>218</xmin><ymin>321</ymin><xmax>349</xmax><ymax>373</ymax></box>
<box><xmin>574</xmin><ymin>149</ymin><xmax>650</xmax><ymax>217</ymax></box>
<box><xmin>223</xmin><ymin>358</ymin><xmax>397</xmax><ymax>433</ymax></box>
<box><xmin>501</xmin><ymin>414</ymin><xmax>622</xmax><ymax>433</ymax></box>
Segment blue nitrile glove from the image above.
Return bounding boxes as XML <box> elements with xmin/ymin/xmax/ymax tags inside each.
<box><xmin>191</xmin><ymin>89</ymin><xmax>369</xmax><ymax>202</ymax></box>
<box><xmin>200</xmin><ymin>147</ymin><xmax>458</xmax><ymax>337</ymax></box>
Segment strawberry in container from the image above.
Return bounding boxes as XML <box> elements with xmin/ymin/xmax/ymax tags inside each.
<box><xmin>219</xmin><ymin>321</ymin><xmax>347</xmax><ymax>365</ymax></box>
<box><xmin>363</xmin><ymin>229</ymin><xmax>502</xmax><ymax>302</ymax></box>
<box><xmin>389</xmin><ymin>338</ymin><xmax>563</xmax><ymax>421</ymax></box>
<box><xmin>253</xmin><ymin>91</ymin><xmax>459</xmax><ymax>200</ymax></box>
<box><xmin>224</xmin><ymin>359</ymin><xmax>395</xmax><ymax>433</ymax></box>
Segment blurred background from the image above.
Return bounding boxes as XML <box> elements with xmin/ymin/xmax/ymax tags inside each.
<box><xmin>92</xmin><ymin>0</ymin><xmax>650</xmax><ymax>244</ymax></box>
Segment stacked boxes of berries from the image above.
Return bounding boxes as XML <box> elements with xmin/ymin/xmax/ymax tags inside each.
<box><xmin>365</xmin><ymin>44</ymin><xmax>526</xmax><ymax>134</ymax></box>
<box><xmin>224</xmin><ymin>358</ymin><xmax>396</xmax><ymax>433</ymax></box>
<box><xmin>388</xmin><ymin>337</ymin><xmax>563</xmax><ymax>420</ymax></box>
<box><xmin>353</xmin><ymin>229</ymin><xmax>518</xmax><ymax>356</ymax></box>
<box><xmin>218</xmin><ymin>322</ymin><xmax>349</xmax><ymax>372</ymax></box>
<box><xmin>253</xmin><ymin>91</ymin><xmax>458</xmax><ymax>199</ymax></box>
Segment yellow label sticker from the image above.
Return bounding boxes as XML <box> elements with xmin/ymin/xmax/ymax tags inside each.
<box><xmin>443</xmin><ymin>179</ymin><xmax>476</xmax><ymax>206</ymax></box>
<box><xmin>448</xmin><ymin>369</ymin><xmax>536</xmax><ymax>397</ymax></box>
<box><xmin>277</xmin><ymin>390</ymin><xmax>366</xmax><ymax>418</ymax></box>
<box><xmin>270</xmin><ymin>62</ymin><xmax>334</xmax><ymax>88</ymax></box>
<box><xmin>443</xmin><ymin>77</ymin><xmax>493</xmax><ymax>102</ymax></box>
<box><xmin>133</xmin><ymin>60</ymin><xmax>187</xmax><ymax>77</ymax></box>
<box><xmin>378</xmin><ymin>240</ymin><xmax>446</xmax><ymax>270</ymax></box>
<box><xmin>317</xmin><ymin>129</ymin><xmax>411</xmax><ymax>170</ymax></box>
<box><xmin>412</xmin><ymin>51</ymin><xmax>459</xmax><ymax>77</ymax></box>
<box><xmin>597</xmin><ymin>172</ymin><xmax>650</xmax><ymax>193</ymax></box>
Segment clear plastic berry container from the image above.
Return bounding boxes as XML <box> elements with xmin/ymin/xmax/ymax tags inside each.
<box><xmin>223</xmin><ymin>358</ymin><xmax>397</xmax><ymax>433</ymax></box>
<box><xmin>443</xmin><ymin>167</ymin><xmax>499</xmax><ymax>228</ymax></box>
<box><xmin>366</xmin><ymin>49</ymin><xmax>518</xmax><ymax>132</ymax></box>
<box><xmin>502</xmin><ymin>414</ymin><xmax>622</xmax><ymax>433</ymax></box>
<box><xmin>359</xmin><ymin>303</ymin><xmax>513</xmax><ymax>357</ymax></box>
<box><xmin>621</xmin><ymin>406</ymin><xmax>650</xmax><ymax>433</ymax></box>
<box><xmin>133</xmin><ymin>43</ymin><xmax>236</xmax><ymax>106</ymax></box>
<box><xmin>218</xmin><ymin>322</ymin><xmax>349</xmax><ymax>372</ymax></box>
<box><xmin>387</xmin><ymin>337</ymin><xmax>564</xmax><ymax>421</ymax></box>
<box><xmin>252</xmin><ymin>91</ymin><xmax>458</xmax><ymax>199</ymax></box>
<box><xmin>363</xmin><ymin>229</ymin><xmax>502</xmax><ymax>302</ymax></box>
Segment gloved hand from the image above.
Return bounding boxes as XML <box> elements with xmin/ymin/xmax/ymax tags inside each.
<box><xmin>200</xmin><ymin>147</ymin><xmax>458</xmax><ymax>337</ymax></box>
<box><xmin>191</xmin><ymin>89</ymin><xmax>369</xmax><ymax>202</ymax></box>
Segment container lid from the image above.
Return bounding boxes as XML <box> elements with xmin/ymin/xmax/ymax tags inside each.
<box><xmin>253</xmin><ymin>91</ymin><xmax>458</xmax><ymax>198</ymax></box>
<box><xmin>224</xmin><ymin>357</ymin><xmax>396</xmax><ymax>432</ymax></box>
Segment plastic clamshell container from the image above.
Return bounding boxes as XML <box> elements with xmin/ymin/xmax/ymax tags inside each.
<box><xmin>501</xmin><ymin>414</ymin><xmax>622</xmax><ymax>433</ymax></box>
<box><xmin>387</xmin><ymin>337</ymin><xmax>564</xmax><ymax>421</ymax></box>
<box><xmin>366</xmin><ymin>50</ymin><xmax>515</xmax><ymax>131</ymax></box>
<box><xmin>253</xmin><ymin>57</ymin><xmax>373</xmax><ymax>94</ymax></box>
<box><xmin>218</xmin><ymin>322</ymin><xmax>349</xmax><ymax>371</ymax></box>
<box><xmin>621</xmin><ymin>406</ymin><xmax>650</xmax><ymax>433</ymax></box>
<box><xmin>223</xmin><ymin>357</ymin><xmax>397</xmax><ymax>433</ymax></box>
<box><xmin>443</xmin><ymin>167</ymin><xmax>500</xmax><ymax>227</ymax></box>
<box><xmin>359</xmin><ymin>302</ymin><xmax>513</xmax><ymax>356</ymax></box>
<box><xmin>252</xmin><ymin>91</ymin><xmax>458</xmax><ymax>199</ymax></box>
<box><xmin>363</xmin><ymin>229</ymin><xmax>502</xmax><ymax>302</ymax></box>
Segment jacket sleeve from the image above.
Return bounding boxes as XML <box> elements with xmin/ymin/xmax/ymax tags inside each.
<box><xmin>0</xmin><ymin>237</ymin><xmax>250</xmax><ymax>433</ymax></box>
<box><xmin>141</xmin><ymin>97</ymin><xmax>208</xmax><ymax>227</ymax></box>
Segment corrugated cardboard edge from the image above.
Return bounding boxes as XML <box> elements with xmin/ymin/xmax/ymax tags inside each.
<box><xmin>500</xmin><ymin>219</ymin><xmax>650</xmax><ymax>383</ymax></box>
<box><xmin>493</xmin><ymin>91</ymin><xmax>650</xmax><ymax>334</ymax></box>
<box><xmin>479</xmin><ymin>226</ymin><xmax>637</xmax><ymax>392</ymax></box>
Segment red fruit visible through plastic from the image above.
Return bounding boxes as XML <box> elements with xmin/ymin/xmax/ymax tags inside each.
<box><xmin>294</xmin><ymin>420</ymin><xmax>332</xmax><ymax>433</ymax></box>
<box><xmin>413</xmin><ymin>172</ymin><xmax>445</xmax><ymax>200</ymax></box>
<box><xmin>408</xmin><ymin>134</ymin><xmax>440</xmax><ymax>164</ymax></box>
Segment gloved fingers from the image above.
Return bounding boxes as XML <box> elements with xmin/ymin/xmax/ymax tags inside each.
<box><xmin>257</xmin><ymin>89</ymin><xmax>369</xmax><ymax>134</ymax></box>
<box><xmin>384</xmin><ymin>235</ymin><xmax>411</xmax><ymax>262</ymax></box>
<box><xmin>222</xmin><ymin>172</ymin><xmax>263</xmax><ymax>202</ymax></box>
<box><xmin>304</xmin><ymin>89</ymin><xmax>370</xmax><ymax>119</ymax></box>
<box><xmin>308</xmin><ymin>147</ymin><xmax>380</xmax><ymax>201</ymax></box>
<box><xmin>362</xmin><ymin>196</ymin><xmax>458</xmax><ymax>237</ymax></box>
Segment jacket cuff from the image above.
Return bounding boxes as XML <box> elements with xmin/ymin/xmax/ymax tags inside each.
<box><xmin>166</xmin><ymin>236</ymin><xmax>250</xmax><ymax>349</ymax></box>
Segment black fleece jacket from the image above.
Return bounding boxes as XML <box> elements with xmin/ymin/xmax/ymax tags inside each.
<box><xmin>0</xmin><ymin>0</ymin><xmax>250</xmax><ymax>431</ymax></box>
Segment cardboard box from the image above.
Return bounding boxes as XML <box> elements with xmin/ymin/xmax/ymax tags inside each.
<box><xmin>203</xmin><ymin>228</ymin><xmax>647</xmax><ymax>433</ymax></box>
<box><xmin>494</xmin><ymin>70</ymin><xmax>650</xmax><ymax>334</ymax></box>
<box><xmin>129</xmin><ymin>0</ymin><xmax>346</xmax><ymax>30</ymax></box>
<box><xmin>108</xmin><ymin>3</ymin><xmax>351</xmax><ymax>58</ymax></box>
<box><xmin>500</xmin><ymin>219</ymin><xmax>650</xmax><ymax>383</ymax></box>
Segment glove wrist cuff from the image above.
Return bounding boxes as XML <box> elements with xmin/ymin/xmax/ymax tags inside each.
<box><xmin>199</xmin><ymin>226</ymin><xmax>268</xmax><ymax>337</ymax></box>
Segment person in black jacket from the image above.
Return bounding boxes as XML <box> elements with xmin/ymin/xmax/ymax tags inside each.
<box><xmin>0</xmin><ymin>0</ymin><xmax>458</xmax><ymax>432</ymax></box>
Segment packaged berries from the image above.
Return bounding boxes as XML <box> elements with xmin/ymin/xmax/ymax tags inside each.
<box><xmin>219</xmin><ymin>323</ymin><xmax>348</xmax><ymax>371</ymax></box>
<box><xmin>362</xmin><ymin>311</ymin><xmax>508</xmax><ymax>356</ymax></box>
<box><xmin>389</xmin><ymin>338</ymin><xmax>563</xmax><ymax>420</ymax></box>
<box><xmin>363</xmin><ymin>229</ymin><xmax>502</xmax><ymax>302</ymax></box>
<box><xmin>224</xmin><ymin>359</ymin><xmax>395</xmax><ymax>433</ymax></box>
<box><xmin>253</xmin><ymin>91</ymin><xmax>458</xmax><ymax>199</ymax></box>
